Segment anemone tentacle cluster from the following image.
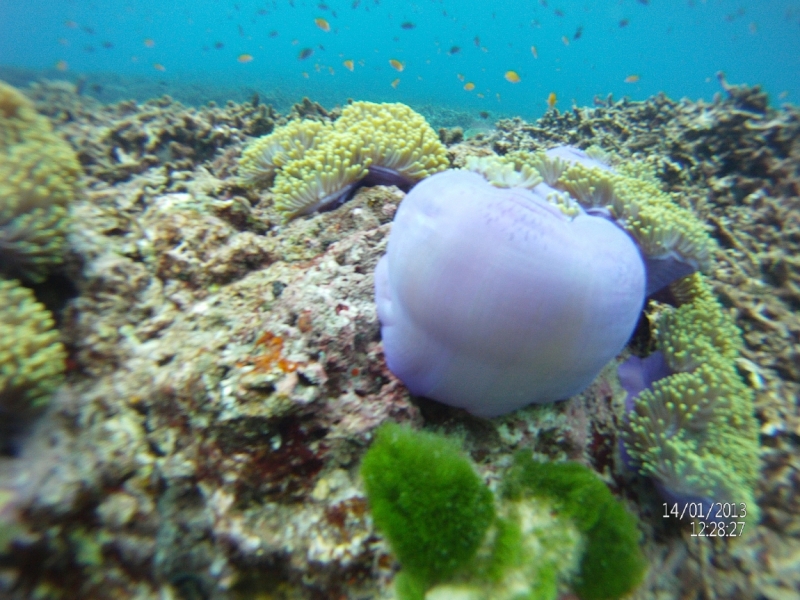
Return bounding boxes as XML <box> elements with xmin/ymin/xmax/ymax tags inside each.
<box><xmin>0</xmin><ymin>80</ymin><xmax>81</xmax><ymax>283</ymax></box>
<box><xmin>0</xmin><ymin>80</ymin><xmax>74</xmax><ymax>435</ymax></box>
<box><xmin>0</xmin><ymin>279</ymin><xmax>66</xmax><ymax>413</ymax></box>
<box><xmin>463</xmin><ymin>147</ymin><xmax>715</xmax><ymax>290</ymax></box>
<box><xmin>620</xmin><ymin>273</ymin><xmax>760</xmax><ymax>523</ymax></box>
<box><xmin>239</xmin><ymin>101</ymin><xmax>450</xmax><ymax>220</ymax></box>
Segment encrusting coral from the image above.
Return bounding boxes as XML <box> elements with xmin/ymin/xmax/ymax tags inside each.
<box><xmin>0</xmin><ymin>278</ymin><xmax>66</xmax><ymax>416</ymax></box>
<box><xmin>620</xmin><ymin>273</ymin><xmax>760</xmax><ymax>525</ymax></box>
<box><xmin>0</xmin><ymin>80</ymin><xmax>81</xmax><ymax>283</ymax></box>
<box><xmin>239</xmin><ymin>101</ymin><xmax>449</xmax><ymax>220</ymax></box>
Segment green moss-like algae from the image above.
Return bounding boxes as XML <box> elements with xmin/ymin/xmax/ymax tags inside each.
<box><xmin>361</xmin><ymin>425</ymin><xmax>645</xmax><ymax>600</ymax></box>
<box><xmin>360</xmin><ymin>423</ymin><xmax>495</xmax><ymax>590</ymax></box>
<box><xmin>503</xmin><ymin>453</ymin><xmax>647</xmax><ymax>600</ymax></box>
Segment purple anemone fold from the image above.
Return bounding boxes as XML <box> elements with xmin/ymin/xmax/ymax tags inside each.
<box><xmin>375</xmin><ymin>169</ymin><xmax>646</xmax><ymax>417</ymax></box>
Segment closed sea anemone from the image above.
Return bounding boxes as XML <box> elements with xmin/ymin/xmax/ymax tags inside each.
<box><xmin>375</xmin><ymin>167</ymin><xmax>646</xmax><ymax>417</ymax></box>
<box><xmin>377</xmin><ymin>145</ymin><xmax>721</xmax><ymax>417</ymax></box>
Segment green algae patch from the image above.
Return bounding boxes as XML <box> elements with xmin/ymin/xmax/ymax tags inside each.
<box><xmin>503</xmin><ymin>453</ymin><xmax>647</xmax><ymax>600</ymax></box>
<box><xmin>360</xmin><ymin>423</ymin><xmax>495</xmax><ymax>590</ymax></box>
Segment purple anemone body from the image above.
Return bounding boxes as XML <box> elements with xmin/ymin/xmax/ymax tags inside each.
<box><xmin>375</xmin><ymin>169</ymin><xmax>646</xmax><ymax>417</ymax></box>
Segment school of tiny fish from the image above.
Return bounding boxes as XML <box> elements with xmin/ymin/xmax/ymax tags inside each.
<box><xmin>49</xmin><ymin>0</ymin><xmax>785</xmax><ymax>115</ymax></box>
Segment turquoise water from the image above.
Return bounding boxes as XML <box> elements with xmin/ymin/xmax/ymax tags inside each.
<box><xmin>1</xmin><ymin>0</ymin><xmax>799</xmax><ymax>117</ymax></box>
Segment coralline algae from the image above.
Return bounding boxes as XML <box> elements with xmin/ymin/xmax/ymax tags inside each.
<box><xmin>375</xmin><ymin>169</ymin><xmax>645</xmax><ymax>417</ymax></box>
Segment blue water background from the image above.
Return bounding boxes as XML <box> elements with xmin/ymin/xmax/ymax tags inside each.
<box><xmin>1</xmin><ymin>0</ymin><xmax>798</xmax><ymax>118</ymax></box>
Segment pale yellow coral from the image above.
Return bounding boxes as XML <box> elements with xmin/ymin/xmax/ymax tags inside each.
<box><xmin>240</xmin><ymin>101</ymin><xmax>449</xmax><ymax>220</ymax></box>
<box><xmin>0</xmin><ymin>279</ymin><xmax>66</xmax><ymax>410</ymax></box>
<box><xmin>271</xmin><ymin>131</ymin><xmax>370</xmax><ymax>218</ymax></box>
<box><xmin>622</xmin><ymin>274</ymin><xmax>759</xmax><ymax>522</ymax></box>
<box><xmin>239</xmin><ymin>119</ymin><xmax>328</xmax><ymax>184</ymax></box>
<box><xmin>0</xmin><ymin>80</ymin><xmax>81</xmax><ymax>282</ymax></box>
<box><xmin>556</xmin><ymin>163</ymin><xmax>714</xmax><ymax>272</ymax></box>
<box><xmin>334</xmin><ymin>101</ymin><xmax>449</xmax><ymax>180</ymax></box>
<box><xmin>463</xmin><ymin>155</ymin><xmax>542</xmax><ymax>189</ymax></box>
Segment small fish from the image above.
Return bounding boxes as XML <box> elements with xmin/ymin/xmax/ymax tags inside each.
<box><xmin>474</xmin><ymin>35</ymin><xmax>480</xmax><ymax>47</ymax></box>
<box><xmin>778</xmin><ymin>90</ymin><xmax>789</xmax><ymax>99</ymax></box>
<box><xmin>343</xmin><ymin>59</ymin><xmax>354</xmax><ymax>71</ymax></box>
<box><xmin>302</xmin><ymin>71</ymin><xmax>309</xmax><ymax>78</ymax></box>
<box><xmin>55</xmin><ymin>60</ymin><xmax>68</xmax><ymax>71</ymax></box>
<box><xmin>624</xmin><ymin>74</ymin><xmax>640</xmax><ymax>83</ymax></box>
<box><xmin>540</xmin><ymin>0</ymin><xmax>548</xmax><ymax>6</ymax></box>
<box><xmin>318</xmin><ymin>3</ymin><xmax>329</xmax><ymax>9</ymax></box>
<box><xmin>561</xmin><ymin>35</ymin><xmax>570</xmax><ymax>46</ymax></box>
<box><xmin>153</xmin><ymin>63</ymin><xmax>166</xmax><ymax>71</ymax></box>
<box><xmin>574</xmin><ymin>26</ymin><xmax>582</xmax><ymax>40</ymax></box>
<box><xmin>477</xmin><ymin>92</ymin><xmax>484</xmax><ymax>98</ymax></box>
<box><xmin>401</xmin><ymin>21</ymin><xmax>416</xmax><ymax>29</ymax></box>
<box><xmin>504</xmin><ymin>70</ymin><xmax>521</xmax><ymax>83</ymax></box>
<box><xmin>269</xmin><ymin>30</ymin><xmax>279</xmax><ymax>37</ymax></box>
<box><xmin>214</xmin><ymin>41</ymin><xmax>224</xmax><ymax>49</ymax></box>
<box><xmin>479</xmin><ymin>111</ymin><xmax>489</xmax><ymax>118</ymax></box>
<box><xmin>238</xmin><ymin>53</ymin><xmax>254</xmax><ymax>63</ymax></box>
<box><xmin>637</xmin><ymin>0</ymin><xmax>649</xmax><ymax>4</ymax></box>
<box><xmin>102</xmin><ymin>41</ymin><xmax>114</xmax><ymax>49</ymax></box>
<box><xmin>64</xmin><ymin>20</ymin><xmax>78</xmax><ymax>28</ymax></box>
<box><xmin>547</xmin><ymin>92</ymin><xmax>557</xmax><ymax>108</ymax></box>
<box><xmin>82</xmin><ymin>26</ymin><xmax>95</xmax><ymax>34</ymax></box>
<box><xmin>449</xmin><ymin>45</ymin><xmax>460</xmax><ymax>55</ymax></box>
<box><xmin>391</xmin><ymin>78</ymin><xmax>400</xmax><ymax>88</ymax></box>
<box><xmin>554</xmin><ymin>9</ymin><xmax>564</xmax><ymax>17</ymax></box>
<box><xmin>530</xmin><ymin>45</ymin><xmax>538</xmax><ymax>58</ymax></box>
<box><xmin>464</xmin><ymin>82</ymin><xmax>475</xmax><ymax>91</ymax></box>
<box><xmin>298</xmin><ymin>47</ymin><xmax>314</xmax><ymax>60</ymax></box>
<box><xmin>389</xmin><ymin>58</ymin><xmax>404</xmax><ymax>71</ymax></box>
<box><xmin>144</xmin><ymin>38</ymin><xmax>155</xmax><ymax>48</ymax></box>
<box><xmin>392</xmin><ymin>36</ymin><xmax>400</xmax><ymax>42</ymax></box>
<box><xmin>352</xmin><ymin>0</ymin><xmax>360</xmax><ymax>7</ymax></box>
<box><xmin>238</xmin><ymin>24</ymin><xmax>245</xmax><ymax>36</ymax></box>
<box><xmin>318</xmin><ymin>44</ymin><xmax>326</xmax><ymax>50</ymax></box>
<box><xmin>748</xmin><ymin>21</ymin><xmax>758</xmax><ymax>33</ymax></box>
<box><xmin>292</xmin><ymin>39</ymin><xmax>299</xmax><ymax>45</ymax></box>
<box><xmin>457</xmin><ymin>73</ymin><xmax>465</xmax><ymax>81</ymax></box>
<box><xmin>619</xmin><ymin>19</ymin><xmax>629</xmax><ymax>28</ymax></box>
<box><xmin>328</xmin><ymin>66</ymin><xmax>335</xmax><ymax>74</ymax></box>
<box><xmin>315</xmin><ymin>17</ymin><xmax>331</xmax><ymax>31</ymax></box>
